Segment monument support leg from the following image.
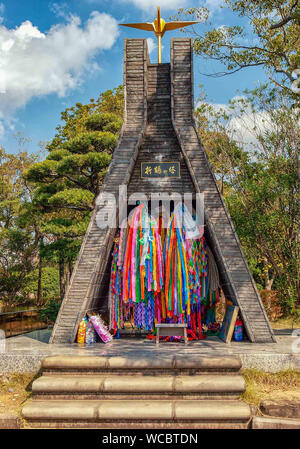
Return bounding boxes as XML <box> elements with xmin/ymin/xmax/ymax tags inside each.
<box><xmin>157</xmin><ymin>34</ymin><xmax>162</xmax><ymax>63</ymax></box>
<box><xmin>184</xmin><ymin>327</ymin><xmax>188</xmax><ymax>345</ymax></box>
<box><xmin>156</xmin><ymin>328</ymin><xmax>160</xmax><ymax>346</ymax></box>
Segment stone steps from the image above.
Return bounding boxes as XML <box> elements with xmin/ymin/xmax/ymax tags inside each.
<box><xmin>32</xmin><ymin>374</ymin><xmax>245</xmax><ymax>400</ymax></box>
<box><xmin>22</xmin><ymin>355</ymin><xmax>251</xmax><ymax>428</ymax></box>
<box><xmin>40</xmin><ymin>355</ymin><xmax>242</xmax><ymax>373</ymax></box>
<box><xmin>22</xmin><ymin>399</ymin><xmax>251</xmax><ymax>429</ymax></box>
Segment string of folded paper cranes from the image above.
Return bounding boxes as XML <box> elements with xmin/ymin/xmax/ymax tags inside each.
<box><xmin>108</xmin><ymin>203</ymin><xmax>221</xmax><ymax>340</ymax></box>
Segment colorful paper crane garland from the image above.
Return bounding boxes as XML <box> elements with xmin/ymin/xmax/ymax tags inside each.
<box><xmin>110</xmin><ymin>204</ymin><xmax>164</xmax><ymax>333</ymax></box>
<box><xmin>109</xmin><ymin>204</ymin><xmax>219</xmax><ymax>337</ymax></box>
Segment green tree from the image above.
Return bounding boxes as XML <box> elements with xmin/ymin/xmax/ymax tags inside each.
<box><xmin>196</xmin><ymin>85</ymin><xmax>299</xmax><ymax>312</ymax></box>
<box><xmin>195</xmin><ymin>90</ymin><xmax>246</xmax><ymax>194</ymax></box>
<box><xmin>25</xmin><ymin>87</ymin><xmax>124</xmax><ymax>299</ymax></box>
<box><xmin>175</xmin><ymin>0</ymin><xmax>300</xmax><ymax>96</ymax></box>
<box><xmin>0</xmin><ymin>146</ymin><xmax>40</xmax><ymax>306</ymax></box>
<box><xmin>23</xmin><ymin>266</ymin><xmax>60</xmax><ymax>304</ymax></box>
<box><xmin>38</xmin><ymin>299</ymin><xmax>61</xmax><ymax>325</ymax></box>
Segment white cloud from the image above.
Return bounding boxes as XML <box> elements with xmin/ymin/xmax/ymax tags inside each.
<box><xmin>146</xmin><ymin>37</ymin><xmax>156</xmax><ymax>54</ymax></box>
<box><xmin>49</xmin><ymin>2</ymin><xmax>70</xmax><ymax>20</ymax></box>
<box><xmin>219</xmin><ymin>96</ymin><xmax>273</xmax><ymax>149</ymax></box>
<box><xmin>86</xmin><ymin>0</ymin><xmax>222</xmax><ymax>15</ymax></box>
<box><xmin>197</xmin><ymin>96</ymin><xmax>273</xmax><ymax>150</ymax></box>
<box><xmin>227</xmin><ymin>108</ymin><xmax>273</xmax><ymax>150</ymax></box>
<box><xmin>120</xmin><ymin>0</ymin><xmax>188</xmax><ymax>13</ymax></box>
<box><xmin>205</xmin><ymin>0</ymin><xmax>223</xmax><ymax>13</ymax></box>
<box><xmin>0</xmin><ymin>11</ymin><xmax>119</xmax><ymax>136</ymax></box>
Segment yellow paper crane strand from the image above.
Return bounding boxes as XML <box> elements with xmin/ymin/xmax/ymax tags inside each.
<box><xmin>119</xmin><ymin>6</ymin><xmax>199</xmax><ymax>63</ymax></box>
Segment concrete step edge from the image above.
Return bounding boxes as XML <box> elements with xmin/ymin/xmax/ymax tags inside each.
<box><xmin>32</xmin><ymin>374</ymin><xmax>246</xmax><ymax>394</ymax></box>
<box><xmin>32</xmin><ymin>394</ymin><xmax>242</xmax><ymax>401</ymax></box>
<box><xmin>22</xmin><ymin>399</ymin><xmax>251</xmax><ymax>422</ymax></box>
<box><xmin>41</xmin><ymin>355</ymin><xmax>242</xmax><ymax>371</ymax></box>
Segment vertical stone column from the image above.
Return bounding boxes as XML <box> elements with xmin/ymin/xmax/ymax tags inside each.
<box><xmin>170</xmin><ymin>38</ymin><xmax>193</xmax><ymax>124</ymax></box>
<box><xmin>124</xmin><ymin>39</ymin><xmax>148</xmax><ymax>128</ymax></box>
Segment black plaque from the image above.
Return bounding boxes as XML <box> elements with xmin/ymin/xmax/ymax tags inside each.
<box><xmin>141</xmin><ymin>162</ymin><xmax>180</xmax><ymax>178</ymax></box>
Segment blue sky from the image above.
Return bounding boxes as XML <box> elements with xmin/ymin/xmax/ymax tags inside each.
<box><xmin>0</xmin><ymin>0</ymin><xmax>267</xmax><ymax>155</ymax></box>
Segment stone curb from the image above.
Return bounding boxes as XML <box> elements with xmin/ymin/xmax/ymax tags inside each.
<box><xmin>252</xmin><ymin>416</ymin><xmax>300</xmax><ymax>429</ymax></box>
<box><xmin>260</xmin><ymin>399</ymin><xmax>300</xmax><ymax>419</ymax></box>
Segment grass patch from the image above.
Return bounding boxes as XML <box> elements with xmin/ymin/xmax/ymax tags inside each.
<box><xmin>241</xmin><ymin>369</ymin><xmax>300</xmax><ymax>409</ymax></box>
<box><xmin>271</xmin><ymin>316</ymin><xmax>300</xmax><ymax>329</ymax></box>
<box><xmin>0</xmin><ymin>372</ymin><xmax>36</xmax><ymax>418</ymax></box>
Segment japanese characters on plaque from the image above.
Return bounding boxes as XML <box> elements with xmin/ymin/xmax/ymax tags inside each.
<box><xmin>141</xmin><ymin>162</ymin><xmax>180</xmax><ymax>178</ymax></box>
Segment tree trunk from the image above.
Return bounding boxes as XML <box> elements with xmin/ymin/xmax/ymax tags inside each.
<box><xmin>59</xmin><ymin>259</ymin><xmax>65</xmax><ymax>300</ymax></box>
<box><xmin>69</xmin><ymin>261</ymin><xmax>73</xmax><ymax>277</ymax></box>
<box><xmin>295</xmin><ymin>285</ymin><xmax>300</xmax><ymax>309</ymax></box>
<box><xmin>65</xmin><ymin>262</ymin><xmax>72</xmax><ymax>291</ymax></box>
<box><xmin>263</xmin><ymin>257</ymin><xmax>275</xmax><ymax>290</ymax></box>
<box><xmin>265</xmin><ymin>277</ymin><xmax>274</xmax><ymax>290</ymax></box>
<box><xmin>221</xmin><ymin>175</ymin><xmax>224</xmax><ymax>196</ymax></box>
<box><xmin>36</xmin><ymin>256</ymin><xmax>42</xmax><ymax>307</ymax></box>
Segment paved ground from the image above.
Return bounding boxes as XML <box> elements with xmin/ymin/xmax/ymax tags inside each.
<box><xmin>0</xmin><ymin>328</ymin><xmax>299</xmax><ymax>373</ymax></box>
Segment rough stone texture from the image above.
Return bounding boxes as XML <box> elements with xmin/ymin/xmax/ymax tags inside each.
<box><xmin>260</xmin><ymin>399</ymin><xmax>300</xmax><ymax>419</ymax></box>
<box><xmin>239</xmin><ymin>353</ymin><xmax>296</xmax><ymax>372</ymax></box>
<box><xmin>0</xmin><ymin>354</ymin><xmax>44</xmax><ymax>374</ymax></box>
<box><xmin>252</xmin><ymin>416</ymin><xmax>300</xmax><ymax>429</ymax></box>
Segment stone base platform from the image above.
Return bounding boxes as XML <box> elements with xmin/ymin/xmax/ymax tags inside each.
<box><xmin>1</xmin><ymin>330</ymin><xmax>299</xmax><ymax>374</ymax></box>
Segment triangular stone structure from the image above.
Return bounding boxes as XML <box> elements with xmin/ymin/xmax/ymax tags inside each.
<box><xmin>50</xmin><ymin>38</ymin><xmax>275</xmax><ymax>344</ymax></box>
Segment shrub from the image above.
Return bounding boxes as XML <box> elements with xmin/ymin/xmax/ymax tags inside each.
<box><xmin>260</xmin><ymin>290</ymin><xmax>283</xmax><ymax>321</ymax></box>
<box><xmin>23</xmin><ymin>267</ymin><xmax>59</xmax><ymax>304</ymax></box>
<box><xmin>38</xmin><ymin>299</ymin><xmax>61</xmax><ymax>324</ymax></box>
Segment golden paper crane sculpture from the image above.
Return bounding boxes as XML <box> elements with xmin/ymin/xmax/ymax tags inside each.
<box><xmin>120</xmin><ymin>6</ymin><xmax>199</xmax><ymax>63</ymax></box>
